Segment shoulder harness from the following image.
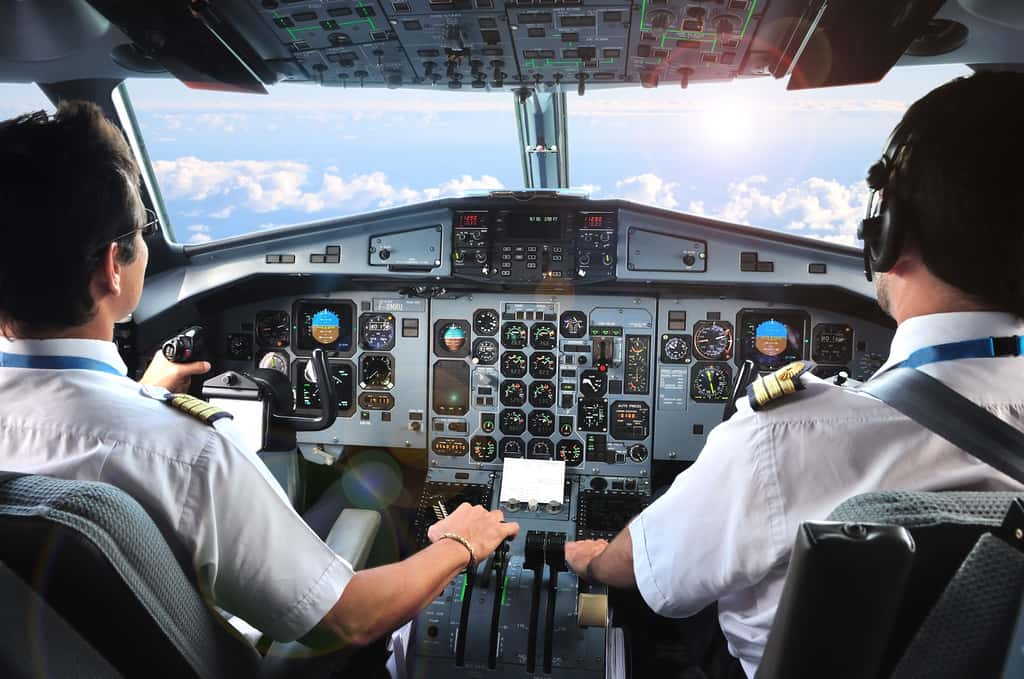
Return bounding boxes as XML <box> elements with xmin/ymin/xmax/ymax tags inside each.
<box><xmin>165</xmin><ymin>394</ymin><xmax>233</xmax><ymax>426</ymax></box>
<box><xmin>747</xmin><ymin>361</ymin><xmax>816</xmax><ymax>411</ymax></box>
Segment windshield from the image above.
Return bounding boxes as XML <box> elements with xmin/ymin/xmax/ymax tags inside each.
<box><xmin>123</xmin><ymin>65</ymin><xmax>968</xmax><ymax>245</ymax></box>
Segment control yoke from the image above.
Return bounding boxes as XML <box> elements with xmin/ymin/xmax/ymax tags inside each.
<box><xmin>270</xmin><ymin>348</ymin><xmax>337</xmax><ymax>431</ymax></box>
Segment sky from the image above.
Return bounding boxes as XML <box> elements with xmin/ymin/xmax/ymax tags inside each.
<box><xmin>1</xmin><ymin>63</ymin><xmax>969</xmax><ymax>246</ymax></box>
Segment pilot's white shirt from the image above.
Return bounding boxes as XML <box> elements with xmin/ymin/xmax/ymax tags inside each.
<box><xmin>0</xmin><ymin>337</ymin><xmax>353</xmax><ymax>642</ymax></box>
<box><xmin>630</xmin><ymin>311</ymin><xmax>1024</xmax><ymax>678</ymax></box>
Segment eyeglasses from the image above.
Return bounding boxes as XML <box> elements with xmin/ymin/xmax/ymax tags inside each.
<box><xmin>95</xmin><ymin>208</ymin><xmax>160</xmax><ymax>253</ymax></box>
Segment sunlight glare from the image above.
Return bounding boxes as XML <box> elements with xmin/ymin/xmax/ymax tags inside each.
<box><xmin>697</xmin><ymin>95</ymin><xmax>757</xmax><ymax>147</ymax></box>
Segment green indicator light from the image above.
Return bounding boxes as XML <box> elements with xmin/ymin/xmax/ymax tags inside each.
<box><xmin>501</xmin><ymin>574</ymin><xmax>510</xmax><ymax>606</ymax></box>
<box><xmin>458</xmin><ymin>577</ymin><xmax>467</xmax><ymax>602</ymax></box>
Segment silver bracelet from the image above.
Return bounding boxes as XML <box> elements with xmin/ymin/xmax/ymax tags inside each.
<box><xmin>439</xmin><ymin>532</ymin><xmax>476</xmax><ymax>570</ymax></box>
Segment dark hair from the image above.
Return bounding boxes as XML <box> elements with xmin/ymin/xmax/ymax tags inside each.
<box><xmin>892</xmin><ymin>71</ymin><xmax>1024</xmax><ymax>316</ymax></box>
<box><xmin>0</xmin><ymin>100</ymin><xmax>143</xmax><ymax>335</ymax></box>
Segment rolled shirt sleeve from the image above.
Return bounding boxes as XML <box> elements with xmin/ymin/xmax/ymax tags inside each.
<box><xmin>178</xmin><ymin>420</ymin><xmax>355</xmax><ymax>642</ymax></box>
<box><xmin>629</xmin><ymin>413</ymin><xmax>790</xmax><ymax>619</ymax></box>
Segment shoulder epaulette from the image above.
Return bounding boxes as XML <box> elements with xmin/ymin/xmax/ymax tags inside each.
<box><xmin>747</xmin><ymin>361</ymin><xmax>816</xmax><ymax>411</ymax></box>
<box><xmin>165</xmin><ymin>394</ymin><xmax>233</xmax><ymax>426</ymax></box>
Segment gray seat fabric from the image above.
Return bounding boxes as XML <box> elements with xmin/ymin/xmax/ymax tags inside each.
<box><xmin>0</xmin><ymin>475</ymin><xmax>261</xmax><ymax>679</ymax></box>
<box><xmin>828</xmin><ymin>490</ymin><xmax>1020</xmax><ymax>527</ymax></box>
<box><xmin>891</xmin><ymin>533</ymin><xmax>1024</xmax><ymax>679</ymax></box>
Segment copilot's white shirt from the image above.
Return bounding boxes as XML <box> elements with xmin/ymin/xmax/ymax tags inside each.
<box><xmin>630</xmin><ymin>312</ymin><xmax>1024</xmax><ymax>678</ymax></box>
<box><xmin>0</xmin><ymin>337</ymin><xmax>353</xmax><ymax>642</ymax></box>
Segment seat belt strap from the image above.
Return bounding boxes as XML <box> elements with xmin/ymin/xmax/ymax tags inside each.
<box><xmin>860</xmin><ymin>367</ymin><xmax>1024</xmax><ymax>486</ymax></box>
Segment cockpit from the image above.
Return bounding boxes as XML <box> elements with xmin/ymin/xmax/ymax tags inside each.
<box><xmin>2</xmin><ymin>1</ymin><xmax>1024</xmax><ymax>678</ymax></box>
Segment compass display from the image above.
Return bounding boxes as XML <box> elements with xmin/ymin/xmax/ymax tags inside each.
<box><xmin>359</xmin><ymin>313</ymin><xmax>396</xmax><ymax>351</ymax></box>
<box><xmin>813</xmin><ymin>323</ymin><xmax>854</xmax><ymax>365</ymax></box>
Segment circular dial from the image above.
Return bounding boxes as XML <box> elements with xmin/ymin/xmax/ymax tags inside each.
<box><xmin>359</xmin><ymin>313</ymin><xmax>396</xmax><ymax>351</ymax></box>
<box><xmin>500</xmin><ymin>380</ymin><xmax>527</xmax><ymax>407</ymax></box>
<box><xmin>501</xmin><ymin>322</ymin><xmax>528</xmax><ymax>349</ymax></box>
<box><xmin>472</xmin><ymin>337</ymin><xmax>499</xmax><ymax>365</ymax></box>
<box><xmin>530</xmin><ymin>323</ymin><xmax>558</xmax><ymax>350</ymax></box>
<box><xmin>560</xmin><ymin>311</ymin><xmax>587</xmax><ymax>338</ymax></box>
<box><xmin>693</xmin><ymin>321</ymin><xmax>734</xmax><ymax>361</ymax></box>
<box><xmin>499</xmin><ymin>409</ymin><xmax>526</xmax><ymax>435</ymax></box>
<box><xmin>227</xmin><ymin>334</ymin><xmax>252</xmax><ymax>360</ymax></box>
<box><xmin>627</xmin><ymin>444</ymin><xmax>649</xmax><ymax>463</ymax></box>
<box><xmin>813</xmin><ymin>324</ymin><xmax>854</xmax><ymax>364</ymax></box>
<box><xmin>500</xmin><ymin>351</ymin><xmax>528</xmax><ymax>378</ymax></box>
<box><xmin>473</xmin><ymin>309</ymin><xmax>500</xmax><ymax>336</ymax></box>
<box><xmin>690</xmin><ymin>363</ymin><xmax>733</xmax><ymax>402</ymax></box>
<box><xmin>258</xmin><ymin>351</ymin><xmax>289</xmax><ymax>374</ymax></box>
<box><xmin>500</xmin><ymin>437</ymin><xmax>525</xmax><ymax>459</ymax></box>
<box><xmin>579</xmin><ymin>369</ymin><xmax>608</xmax><ymax>398</ymax></box>
<box><xmin>440</xmin><ymin>322</ymin><xmax>468</xmax><ymax>353</ymax></box>
<box><xmin>360</xmin><ymin>354</ymin><xmax>394</xmax><ymax>389</ymax></box>
<box><xmin>661</xmin><ymin>334</ymin><xmax>691</xmax><ymax>363</ymax></box>
<box><xmin>529</xmin><ymin>352</ymin><xmax>557</xmax><ymax>379</ymax></box>
<box><xmin>856</xmin><ymin>352</ymin><xmax>886</xmax><ymax>381</ymax></box>
<box><xmin>256</xmin><ymin>310</ymin><xmax>290</xmax><ymax>348</ymax></box>
<box><xmin>557</xmin><ymin>439</ymin><xmax>584</xmax><ymax>466</ymax></box>
<box><xmin>470</xmin><ymin>436</ymin><xmax>498</xmax><ymax>463</ymax></box>
<box><xmin>527</xmin><ymin>410</ymin><xmax>555</xmax><ymax>437</ymax></box>
<box><xmin>529</xmin><ymin>382</ymin><xmax>556</xmax><ymax>408</ymax></box>
<box><xmin>527</xmin><ymin>439</ymin><xmax>554</xmax><ymax>460</ymax></box>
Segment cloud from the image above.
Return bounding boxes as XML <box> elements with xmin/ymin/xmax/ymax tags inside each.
<box><xmin>153</xmin><ymin>157</ymin><xmax>505</xmax><ymax>215</ymax></box>
<box><xmin>186</xmin><ymin>223</ymin><xmax>212</xmax><ymax>244</ymax></box>
<box><xmin>699</xmin><ymin>175</ymin><xmax>868</xmax><ymax>246</ymax></box>
<box><xmin>209</xmin><ymin>206</ymin><xmax>235</xmax><ymax>219</ymax></box>
<box><xmin>613</xmin><ymin>174</ymin><xmax>679</xmax><ymax>209</ymax></box>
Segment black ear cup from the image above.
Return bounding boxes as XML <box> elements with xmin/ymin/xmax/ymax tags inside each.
<box><xmin>859</xmin><ymin>133</ymin><xmax>910</xmax><ymax>281</ymax></box>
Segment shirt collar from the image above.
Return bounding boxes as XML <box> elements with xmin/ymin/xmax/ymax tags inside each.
<box><xmin>874</xmin><ymin>311</ymin><xmax>1024</xmax><ymax>377</ymax></box>
<box><xmin>0</xmin><ymin>337</ymin><xmax>128</xmax><ymax>377</ymax></box>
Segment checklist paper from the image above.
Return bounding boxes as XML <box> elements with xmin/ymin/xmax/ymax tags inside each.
<box><xmin>499</xmin><ymin>458</ymin><xmax>566</xmax><ymax>505</ymax></box>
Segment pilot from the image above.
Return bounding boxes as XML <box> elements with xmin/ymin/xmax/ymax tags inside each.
<box><xmin>565</xmin><ymin>71</ymin><xmax>1024</xmax><ymax>677</ymax></box>
<box><xmin>0</xmin><ymin>102</ymin><xmax>518</xmax><ymax>659</ymax></box>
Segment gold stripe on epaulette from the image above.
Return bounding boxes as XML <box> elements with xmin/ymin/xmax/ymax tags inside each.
<box><xmin>747</xmin><ymin>361</ymin><xmax>814</xmax><ymax>411</ymax></box>
<box><xmin>167</xmin><ymin>394</ymin><xmax>232</xmax><ymax>426</ymax></box>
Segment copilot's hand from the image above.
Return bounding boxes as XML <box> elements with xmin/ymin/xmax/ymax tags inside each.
<box><xmin>565</xmin><ymin>539</ymin><xmax>609</xmax><ymax>580</ymax></box>
<box><xmin>428</xmin><ymin>503</ymin><xmax>520</xmax><ymax>564</ymax></box>
<box><xmin>140</xmin><ymin>350</ymin><xmax>211</xmax><ymax>393</ymax></box>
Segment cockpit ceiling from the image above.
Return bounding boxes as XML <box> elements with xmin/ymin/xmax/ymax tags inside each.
<box><xmin>0</xmin><ymin>0</ymin><xmax>1022</xmax><ymax>92</ymax></box>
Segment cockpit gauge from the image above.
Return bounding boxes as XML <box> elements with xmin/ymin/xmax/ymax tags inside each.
<box><xmin>579</xmin><ymin>369</ymin><xmax>608</xmax><ymax>398</ymax></box>
<box><xmin>557</xmin><ymin>439</ymin><xmax>584</xmax><ymax>466</ymax></box>
<box><xmin>500</xmin><ymin>437</ymin><xmax>525</xmax><ymax>459</ymax></box>
<box><xmin>693</xmin><ymin>321</ymin><xmax>734</xmax><ymax>361</ymax></box>
<box><xmin>527</xmin><ymin>439</ymin><xmax>554</xmax><ymax>460</ymax></box>
<box><xmin>501</xmin><ymin>351</ymin><xmax>528</xmax><ymax>378</ymax></box>
<box><xmin>435</xmin><ymin>320</ymin><xmax>470</xmax><ymax>357</ymax></box>
<box><xmin>501</xmin><ymin>322</ymin><xmax>528</xmax><ymax>349</ymax></box>
<box><xmin>226</xmin><ymin>333</ymin><xmax>253</xmax><ymax>361</ymax></box>
<box><xmin>812</xmin><ymin>324</ymin><xmax>854</xmax><ymax>365</ymax></box>
<box><xmin>560</xmin><ymin>311</ymin><xmax>587</xmax><ymax>338</ymax></box>
<box><xmin>660</xmin><ymin>334</ymin><xmax>692</xmax><ymax>364</ymax></box>
<box><xmin>360</xmin><ymin>354</ymin><xmax>394</xmax><ymax>390</ymax></box>
<box><xmin>255</xmin><ymin>310</ymin><xmax>290</xmax><ymax>348</ymax></box>
<box><xmin>470</xmin><ymin>436</ymin><xmax>498</xmax><ymax>463</ymax></box>
<box><xmin>258</xmin><ymin>351</ymin><xmax>289</xmax><ymax>374</ymax></box>
<box><xmin>359</xmin><ymin>313</ymin><xmax>396</xmax><ymax>351</ymax></box>
<box><xmin>529</xmin><ymin>352</ymin><xmax>557</xmax><ymax>379</ymax></box>
<box><xmin>528</xmin><ymin>410</ymin><xmax>555</xmax><ymax>437</ymax></box>
<box><xmin>500</xmin><ymin>380</ymin><xmax>527</xmax><ymax>407</ymax></box>
<box><xmin>473</xmin><ymin>308</ymin><xmax>500</xmax><ymax>336</ymax></box>
<box><xmin>690</xmin><ymin>362</ymin><xmax>733</xmax><ymax>402</ymax></box>
<box><xmin>529</xmin><ymin>382</ymin><xmax>556</xmax><ymax>408</ymax></box>
<box><xmin>499</xmin><ymin>408</ymin><xmax>526</xmax><ymax>435</ymax></box>
<box><xmin>472</xmin><ymin>337</ymin><xmax>499</xmax><ymax>365</ymax></box>
<box><xmin>627</xmin><ymin>444</ymin><xmax>649</xmax><ymax>463</ymax></box>
<box><xmin>856</xmin><ymin>352</ymin><xmax>887</xmax><ymax>381</ymax></box>
<box><xmin>577</xmin><ymin>398</ymin><xmax>608</xmax><ymax>432</ymax></box>
<box><xmin>530</xmin><ymin>323</ymin><xmax>558</xmax><ymax>350</ymax></box>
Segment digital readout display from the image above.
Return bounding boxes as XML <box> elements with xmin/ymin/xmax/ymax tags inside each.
<box><xmin>583</xmin><ymin>214</ymin><xmax>607</xmax><ymax>228</ymax></box>
<box><xmin>506</xmin><ymin>213</ymin><xmax>563</xmax><ymax>240</ymax></box>
<box><xmin>456</xmin><ymin>213</ymin><xmax>484</xmax><ymax>227</ymax></box>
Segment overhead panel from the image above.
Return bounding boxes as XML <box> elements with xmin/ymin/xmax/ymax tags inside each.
<box><xmin>509</xmin><ymin>4</ymin><xmax>632</xmax><ymax>88</ymax></box>
<box><xmin>626</xmin><ymin>0</ymin><xmax>766</xmax><ymax>88</ymax></box>
<box><xmin>392</xmin><ymin>10</ymin><xmax>520</xmax><ymax>88</ymax></box>
<box><xmin>248</xmin><ymin>0</ymin><xmax>417</xmax><ymax>87</ymax></box>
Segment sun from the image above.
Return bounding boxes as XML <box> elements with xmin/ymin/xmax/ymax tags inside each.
<box><xmin>697</xmin><ymin>95</ymin><xmax>757</xmax><ymax>147</ymax></box>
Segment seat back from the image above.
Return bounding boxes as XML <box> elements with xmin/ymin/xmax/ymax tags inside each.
<box><xmin>757</xmin><ymin>491</ymin><xmax>1022</xmax><ymax>679</ymax></box>
<box><xmin>0</xmin><ymin>474</ymin><xmax>262</xmax><ymax>679</ymax></box>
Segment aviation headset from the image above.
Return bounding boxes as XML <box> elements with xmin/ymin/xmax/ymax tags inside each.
<box><xmin>857</xmin><ymin>115</ymin><xmax>916</xmax><ymax>282</ymax></box>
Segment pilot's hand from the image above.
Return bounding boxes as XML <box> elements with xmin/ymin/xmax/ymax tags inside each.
<box><xmin>565</xmin><ymin>539</ymin><xmax>609</xmax><ymax>580</ymax></box>
<box><xmin>140</xmin><ymin>350</ymin><xmax>211</xmax><ymax>393</ymax></box>
<box><xmin>428</xmin><ymin>503</ymin><xmax>519</xmax><ymax>564</ymax></box>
